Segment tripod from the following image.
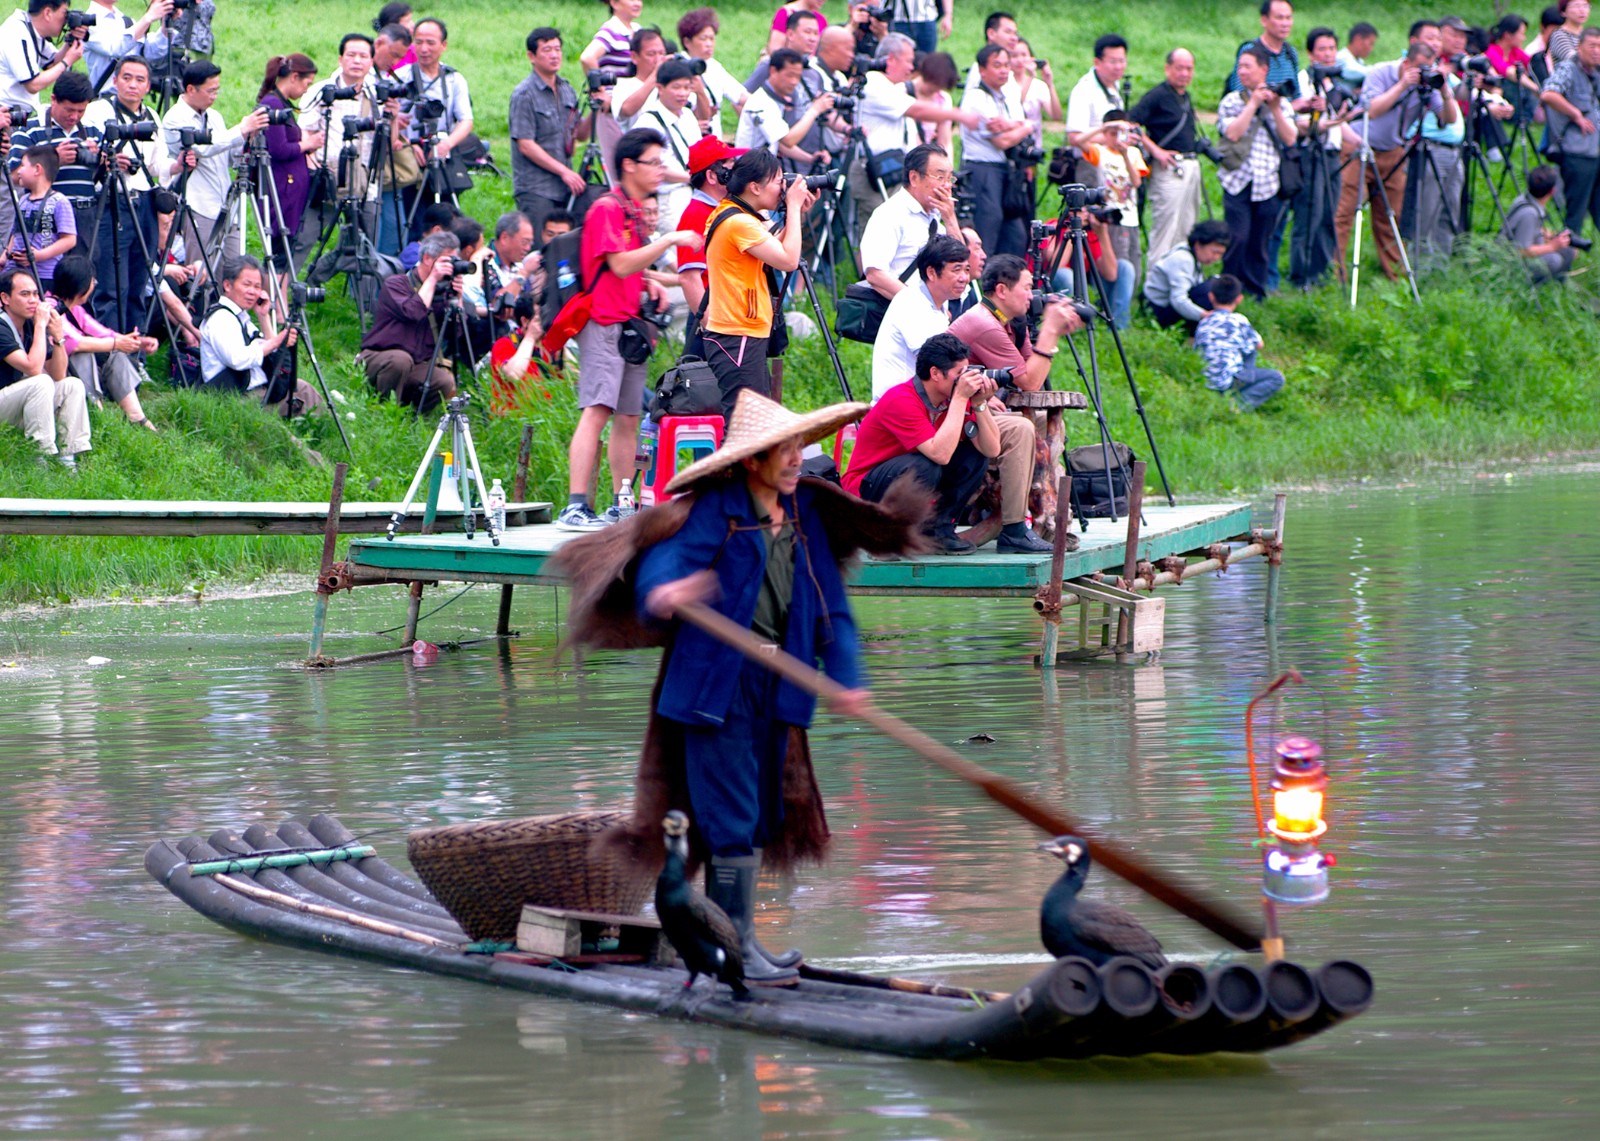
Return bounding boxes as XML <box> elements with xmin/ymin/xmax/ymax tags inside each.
<box><xmin>413</xmin><ymin>288</ymin><xmax>484</xmax><ymax>418</ymax></box>
<box><xmin>307</xmin><ymin>124</ymin><xmax>392</xmax><ymax>336</ymax></box>
<box><xmin>567</xmin><ymin>91</ymin><xmax>613</xmax><ymax>211</ymax></box>
<box><xmin>387</xmin><ymin>394</ymin><xmax>500</xmax><ymax>545</ymax></box>
<box><xmin>403</xmin><ymin>127</ymin><xmax>462</xmax><ymax>234</ymax></box>
<box><xmin>799</xmin><ymin>129</ymin><xmax>864</xmax><ymax>298</ymax></box>
<box><xmin>772</xmin><ymin>200</ymin><xmax>854</xmax><ymax>402</ymax></box>
<box><xmin>1398</xmin><ymin>132</ymin><xmax>1462</xmax><ymax>266</ymax></box>
<box><xmin>1459</xmin><ymin>78</ymin><xmax>1513</xmax><ymax>237</ymax></box>
<box><xmin>1347</xmin><ymin>104</ymin><xmax>1420</xmax><ymax>306</ymax></box>
<box><xmin>1036</xmin><ymin>197</ymin><xmax>1175</xmax><ymax>509</ymax></box>
<box><xmin>135</xmin><ymin>148</ymin><xmax>228</xmax><ymax>385</ymax></box>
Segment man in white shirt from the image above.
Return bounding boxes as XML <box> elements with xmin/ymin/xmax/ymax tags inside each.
<box><xmin>200</xmin><ymin>253</ymin><xmax>317</xmax><ymax>413</ymax></box>
<box><xmin>871</xmin><ymin>233</ymin><xmax>969</xmax><ymax>400</ymax></box>
<box><xmin>82</xmin><ymin>0</ymin><xmax>172</xmax><ymax>93</ymax></box>
<box><xmin>1066</xmin><ymin>33</ymin><xmax>1128</xmax><ymax>163</ymax></box>
<box><xmin>850</xmin><ymin>32</ymin><xmax>983</xmax><ymax>235</ymax></box>
<box><xmin>0</xmin><ymin>1</ymin><xmax>84</xmax><ymax>116</ymax></box>
<box><xmin>637</xmin><ymin>58</ymin><xmax>701</xmax><ymax>232</ymax></box>
<box><xmin>960</xmin><ymin>44</ymin><xmax>1033</xmax><ymax>257</ymax></box>
<box><xmin>161</xmin><ymin>60</ymin><xmax>267</xmax><ymax>260</ymax></box>
<box><xmin>859</xmin><ymin>141</ymin><xmax>958</xmax><ymax>297</ymax></box>
<box><xmin>301</xmin><ymin>34</ymin><xmax>380</xmax><ymax>202</ymax></box>
<box><xmin>964</xmin><ymin>11</ymin><xmax>1022</xmax><ymax>101</ymax></box>
<box><xmin>607</xmin><ymin>27</ymin><xmax>671</xmax><ymax>133</ymax></box>
<box><xmin>395</xmin><ymin>17</ymin><xmax>472</xmax><ymax>230</ymax></box>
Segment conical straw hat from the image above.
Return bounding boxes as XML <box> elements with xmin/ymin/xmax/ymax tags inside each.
<box><xmin>663</xmin><ymin>389</ymin><xmax>868</xmax><ymax>493</ymax></box>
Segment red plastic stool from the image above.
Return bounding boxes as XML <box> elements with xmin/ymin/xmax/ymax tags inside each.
<box><xmin>832</xmin><ymin>422</ymin><xmax>858</xmax><ymax>475</ymax></box>
<box><xmin>641</xmin><ymin>415</ymin><xmax>725</xmax><ymax>506</ymax></box>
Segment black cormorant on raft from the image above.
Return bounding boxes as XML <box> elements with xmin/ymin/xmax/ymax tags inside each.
<box><xmin>144</xmin><ymin>815</ymin><xmax>1375</xmax><ymax>1062</ymax></box>
<box><xmin>1039</xmin><ymin>836</ymin><xmax>1168</xmax><ymax>970</ymax></box>
<box><xmin>656</xmin><ymin>811</ymin><xmax>748</xmax><ymax>999</ymax></box>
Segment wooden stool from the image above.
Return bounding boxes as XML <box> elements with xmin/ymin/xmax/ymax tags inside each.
<box><xmin>1005</xmin><ymin>389</ymin><xmax>1089</xmax><ymax>541</ymax></box>
<box><xmin>641</xmin><ymin>415</ymin><xmax>725</xmax><ymax>507</ymax></box>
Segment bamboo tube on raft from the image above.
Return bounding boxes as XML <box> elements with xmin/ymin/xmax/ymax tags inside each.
<box><xmin>212</xmin><ymin>873</ymin><xmax>459</xmax><ymax>949</ymax></box>
<box><xmin>674</xmin><ymin>602</ymin><xmax>1264</xmax><ymax>951</ymax></box>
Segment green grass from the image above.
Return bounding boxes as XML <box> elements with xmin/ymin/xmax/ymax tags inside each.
<box><xmin>4</xmin><ymin>1</ymin><xmax>1598</xmax><ymax>604</ymax></box>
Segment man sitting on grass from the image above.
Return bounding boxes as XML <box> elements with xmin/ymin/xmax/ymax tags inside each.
<box><xmin>1193</xmin><ymin>274</ymin><xmax>1283</xmax><ymax>411</ymax></box>
<box><xmin>0</xmin><ymin>265</ymin><xmax>89</xmax><ymax>467</ymax></box>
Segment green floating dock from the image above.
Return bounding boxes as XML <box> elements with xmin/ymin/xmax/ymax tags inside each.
<box><xmin>343</xmin><ymin>502</ymin><xmax>1252</xmax><ymax>593</ymax></box>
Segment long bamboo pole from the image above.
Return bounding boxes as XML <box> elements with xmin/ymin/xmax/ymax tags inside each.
<box><xmin>676</xmin><ymin>602</ymin><xmax>1263</xmax><ymax>951</ymax></box>
<box><xmin>212</xmin><ymin>873</ymin><xmax>458</xmax><ymax>948</ymax></box>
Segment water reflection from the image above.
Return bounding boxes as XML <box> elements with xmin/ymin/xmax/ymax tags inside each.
<box><xmin>1</xmin><ymin>468</ymin><xmax>1598</xmax><ymax>1137</ymax></box>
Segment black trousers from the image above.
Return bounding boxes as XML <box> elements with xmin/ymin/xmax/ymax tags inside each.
<box><xmin>1289</xmin><ymin>148</ymin><xmax>1341</xmax><ymax>288</ymax></box>
<box><xmin>965</xmin><ymin>161</ymin><xmax>1028</xmax><ymax>258</ymax></box>
<box><xmin>1149</xmin><ymin>280</ymin><xmax>1216</xmax><ymax>336</ymax></box>
<box><xmin>858</xmin><ymin>440</ymin><xmax>988</xmax><ymax>531</ymax></box>
<box><xmin>1222</xmin><ymin>187</ymin><xmax>1281</xmax><ymax>299</ymax></box>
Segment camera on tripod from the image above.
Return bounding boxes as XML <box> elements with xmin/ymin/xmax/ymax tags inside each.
<box><xmin>1061</xmin><ymin>183</ymin><xmax>1108</xmax><ymax>210</ymax></box>
<box><xmin>343</xmin><ymin>115</ymin><xmax>378</xmax><ymax>135</ymax></box>
<box><xmin>65</xmin><ymin>10</ymin><xmax>97</xmax><ymax>30</ymax></box>
<box><xmin>1046</xmin><ymin>145</ymin><xmax>1081</xmax><ymax>187</ymax></box>
<box><xmin>848</xmin><ymin>54</ymin><xmax>881</xmax><ymax>78</ymax></box>
<box><xmin>373</xmin><ymin>78</ymin><xmax>407</xmax><ymax>103</ymax></box>
<box><xmin>319</xmin><ymin>84</ymin><xmax>360</xmax><ymax>106</ymax></box>
<box><xmin>586</xmin><ymin>65</ymin><xmax>635</xmax><ymax>92</ymax></box>
<box><xmin>953</xmin><ymin>168</ymin><xmax>978</xmax><ymax>226</ymax></box>
<box><xmin>259</xmin><ymin>106</ymin><xmax>296</xmax><ymax>127</ymax></box>
<box><xmin>1416</xmin><ymin>66</ymin><xmax>1447</xmax><ymax>91</ymax></box>
<box><xmin>1309</xmin><ymin>63</ymin><xmax>1344</xmax><ymax>85</ymax></box>
<box><xmin>1028</xmin><ymin>290</ymin><xmax>1097</xmax><ymax>328</ymax></box>
<box><xmin>103</xmin><ymin>119</ymin><xmax>158</xmax><ymax>142</ymax></box>
<box><xmin>1011</xmin><ymin>142</ymin><xmax>1047</xmax><ymax>167</ymax></box>
<box><xmin>783</xmin><ymin>172</ymin><xmax>834</xmax><ymax>191</ymax></box>
<box><xmin>411</xmin><ymin>97</ymin><xmax>446</xmax><ymax>126</ymax></box>
<box><xmin>177</xmin><ymin>124</ymin><xmax>213</xmax><ymax>149</ymax></box>
<box><xmin>1461</xmin><ymin>54</ymin><xmax>1495</xmax><ymax>77</ymax></box>
<box><xmin>291</xmin><ymin>281</ymin><xmax>327</xmax><ymax>306</ymax></box>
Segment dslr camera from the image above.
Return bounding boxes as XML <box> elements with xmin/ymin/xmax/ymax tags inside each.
<box><xmin>65</xmin><ymin>10</ymin><xmax>96</xmax><ymax>30</ymax></box>
<box><xmin>953</xmin><ymin>167</ymin><xmax>978</xmax><ymax>226</ymax></box>
<box><xmin>5</xmin><ymin>105</ymin><xmax>37</xmax><ymax>129</ymax></box>
<box><xmin>1196</xmin><ymin>134</ymin><xmax>1227</xmax><ymax>165</ymax></box>
<box><xmin>1309</xmin><ymin>63</ymin><xmax>1344</xmax><ymax>84</ymax></box>
<box><xmin>1046</xmin><ymin>145</ymin><xmax>1081</xmax><ymax>187</ymax></box>
<box><xmin>1010</xmin><ymin>141</ymin><xmax>1047</xmax><ymax>166</ymax></box>
<box><xmin>861</xmin><ymin>5</ymin><xmax>891</xmax><ymax>21</ymax></box>
<box><xmin>343</xmin><ymin>115</ymin><xmax>377</xmax><ymax>134</ymax></box>
<box><xmin>290</xmin><ymin>281</ymin><xmax>326</xmax><ymax>305</ymax></box>
<box><xmin>259</xmin><ymin>106</ymin><xmax>297</xmax><ymax>127</ymax></box>
<box><xmin>372</xmin><ymin>78</ymin><xmax>407</xmax><ymax>103</ymax></box>
<box><xmin>977</xmin><ymin>365</ymin><xmax>1019</xmax><ymax>388</ymax></box>
<box><xmin>586</xmin><ymin>65</ymin><xmax>636</xmax><ymax>92</ymax></box>
<box><xmin>638</xmin><ymin>294</ymin><xmax>672</xmax><ymax>329</ymax></box>
<box><xmin>447</xmin><ymin>257</ymin><xmax>478</xmax><ymax>276</ymax></box>
<box><xmin>783</xmin><ymin>172</ymin><xmax>835</xmax><ymax>191</ymax></box>
<box><xmin>1416</xmin><ymin>66</ymin><xmax>1446</xmax><ymax>91</ymax></box>
<box><xmin>318</xmin><ymin>84</ymin><xmax>359</xmax><ymax>106</ymax></box>
<box><xmin>1061</xmin><ymin>183</ymin><xmax>1108</xmax><ymax>210</ymax></box>
<box><xmin>673</xmin><ymin>54</ymin><xmax>707</xmax><ymax>77</ymax></box>
<box><xmin>1028</xmin><ymin>290</ymin><xmax>1098</xmax><ymax>329</ymax></box>
<box><xmin>177</xmin><ymin>124</ymin><xmax>213</xmax><ymax>149</ymax></box>
<box><xmin>1269</xmin><ymin>78</ymin><xmax>1300</xmax><ymax>99</ymax></box>
<box><xmin>103</xmin><ymin>119</ymin><xmax>158</xmax><ymax>142</ymax></box>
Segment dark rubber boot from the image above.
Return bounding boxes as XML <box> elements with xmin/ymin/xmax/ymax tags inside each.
<box><xmin>746</xmin><ymin>848</ymin><xmax>802</xmax><ymax>968</ymax></box>
<box><xmin>707</xmin><ymin>856</ymin><xmax>799</xmax><ymax>986</ymax></box>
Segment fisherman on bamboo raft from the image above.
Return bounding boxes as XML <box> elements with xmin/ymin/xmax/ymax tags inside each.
<box><xmin>553</xmin><ymin>389</ymin><xmax>928</xmax><ymax>987</ymax></box>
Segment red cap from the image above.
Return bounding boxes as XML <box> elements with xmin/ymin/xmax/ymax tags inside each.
<box><xmin>687</xmin><ymin>136</ymin><xmax>747</xmax><ymax>175</ymax></box>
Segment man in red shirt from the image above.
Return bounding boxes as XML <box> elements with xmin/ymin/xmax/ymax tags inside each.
<box><xmin>559</xmin><ymin>127</ymin><xmax>703</xmax><ymax>531</ymax></box>
<box><xmin>844</xmin><ymin>332</ymin><xmax>1000</xmax><ymax>554</ymax></box>
<box><xmin>675</xmin><ymin>135</ymin><xmax>745</xmax><ymax>316</ymax></box>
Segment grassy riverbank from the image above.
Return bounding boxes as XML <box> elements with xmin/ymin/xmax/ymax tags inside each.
<box><xmin>5</xmin><ymin>1</ymin><xmax>1598</xmax><ymax>604</ymax></box>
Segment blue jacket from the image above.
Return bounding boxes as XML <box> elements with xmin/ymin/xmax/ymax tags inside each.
<box><xmin>635</xmin><ymin>480</ymin><xmax>863</xmax><ymax>728</ymax></box>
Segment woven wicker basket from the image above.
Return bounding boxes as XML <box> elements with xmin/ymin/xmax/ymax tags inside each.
<box><xmin>407</xmin><ymin>810</ymin><xmax>650</xmax><ymax>942</ymax></box>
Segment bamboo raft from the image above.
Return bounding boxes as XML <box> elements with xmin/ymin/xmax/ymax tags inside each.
<box><xmin>145</xmin><ymin>815</ymin><xmax>1373</xmax><ymax>1063</ymax></box>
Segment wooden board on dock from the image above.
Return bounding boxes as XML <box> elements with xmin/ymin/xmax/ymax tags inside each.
<box><xmin>0</xmin><ymin>498</ymin><xmax>553</xmax><ymax>537</ymax></box>
<box><xmin>343</xmin><ymin>502</ymin><xmax>1254</xmax><ymax>594</ymax></box>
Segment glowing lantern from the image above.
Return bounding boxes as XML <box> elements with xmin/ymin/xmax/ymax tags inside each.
<box><xmin>1262</xmin><ymin>735</ymin><xmax>1331</xmax><ymax>905</ymax></box>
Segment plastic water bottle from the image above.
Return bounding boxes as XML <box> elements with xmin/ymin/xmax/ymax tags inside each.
<box><xmin>487</xmin><ymin>478</ymin><xmax>507</xmax><ymax>534</ymax></box>
<box><xmin>556</xmin><ymin>259</ymin><xmax>575</xmax><ymax>292</ymax></box>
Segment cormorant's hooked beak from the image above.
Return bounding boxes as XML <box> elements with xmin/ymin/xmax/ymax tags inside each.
<box><xmin>1037</xmin><ymin>838</ymin><xmax>1083</xmax><ymax>863</ymax></box>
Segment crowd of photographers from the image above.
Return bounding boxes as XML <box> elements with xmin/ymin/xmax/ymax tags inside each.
<box><xmin>0</xmin><ymin>1</ymin><xmax>1591</xmax><ymax>534</ymax></box>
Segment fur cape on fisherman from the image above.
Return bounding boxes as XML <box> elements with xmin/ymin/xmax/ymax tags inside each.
<box><xmin>549</xmin><ymin>473</ymin><xmax>930</xmax><ymax>876</ymax></box>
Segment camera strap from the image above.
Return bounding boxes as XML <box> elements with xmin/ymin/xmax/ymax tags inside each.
<box><xmin>1153</xmin><ymin>85</ymin><xmax>1193</xmax><ymax>152</ymax></box>
<box><xmin>646</xmin><ymin>110</ymin><xmax>690</xmax><ymax>169</ymax></box>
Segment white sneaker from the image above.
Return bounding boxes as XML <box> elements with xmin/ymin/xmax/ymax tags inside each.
<box><xmin>556</xmin><ymin>502</ymin><xmax>609</xmax><ymax>531</ymax></box>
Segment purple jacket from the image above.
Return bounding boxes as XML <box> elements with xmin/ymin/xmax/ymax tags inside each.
<box><xmin>260</xmin><ymin>92</ymin><xmax>309</xmax><ymax>236</ymax></box>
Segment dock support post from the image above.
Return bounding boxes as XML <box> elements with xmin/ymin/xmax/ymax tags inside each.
<box><xmin>1037</xmin><ymin>474</ymin><xmax>1074</xmax><ymax>670</ymax></box>
<box><xmin>1114</xmin><ymin>462</ymin><xmax>1148</xmax><ymax>659</ymax></box>
<box><xmin>307</xmin><ymin>462</ymin><xmax>349</xmax><ymax>663</ymax></box>
<box><xmin>1264</xmin><ymin>492</ymin><xmax>1287</xmax><ymax>626</ymax></box>
<box><xmin>496</xmin><ymin>424</ymin><xmax>535</xmax><ymax>639</ymax></box>
<box><xmin>403</xmin><ymin>456</ymin><xmax>445</xmax><ymax>645</ymax></box>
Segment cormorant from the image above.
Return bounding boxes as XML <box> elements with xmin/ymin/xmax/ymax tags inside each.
<box><xmin>656</xmin><ymin>811</ymin><xmax>749</xmax><ymax>1000</ymax></box>
<box><xmin>1038</xmin><ymin>835</ymin><xmax>1167</xmax><ymax>970</ymax></box>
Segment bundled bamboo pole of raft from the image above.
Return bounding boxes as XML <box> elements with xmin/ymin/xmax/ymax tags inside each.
<box><xmin>676</xmin><ymin>601</ymin><xmax>1264</xmax><ymax>951</ymax></box>
<box><xmin>212</xmin><ymin>873</ymin><xmax>458</xmax><ymax>948</ymax></box>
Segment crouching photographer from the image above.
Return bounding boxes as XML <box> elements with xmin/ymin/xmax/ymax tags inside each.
<box><xmin>945</xmin><ymin>253</ymin><xmax>1086</xmax><ymax>553</ymax></box>
<box><xmin>358</xmin><ymin>229</ymin><xmax>462</xmax><ymax>410</ymax></box>
<box><xmin>1502</xmin><ymin>164</ymin><xmax>1586</xmax><ymax>283</ymax></box>
<box><xmin>199</xmin><ymin>254</ymin><xmax>322</xmax><ymax>414</ymax></box>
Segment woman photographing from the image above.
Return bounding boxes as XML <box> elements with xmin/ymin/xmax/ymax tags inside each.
<box><xmin>256</xmin><ymin>53</ymin><xmax>324</xmax><ymax>312</ymax></box>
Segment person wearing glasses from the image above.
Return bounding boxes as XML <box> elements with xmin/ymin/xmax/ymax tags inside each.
<box><xmin>858</xmin><ymin>143</ymin><xmax>961</xmax><ymax>299</ymax></box>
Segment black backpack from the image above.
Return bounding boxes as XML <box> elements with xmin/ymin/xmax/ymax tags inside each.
<box><xmin>539</xmin><ymin>224</ymin><xmax>588</xmax><ymax>323</ymax></box>
<box><xmin>1066</xmin><ymin>442</ymin><xmax>1138</xmax><ymax>520</ymax></box>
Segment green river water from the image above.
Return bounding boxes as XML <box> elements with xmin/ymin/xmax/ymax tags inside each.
<box><xmin>0</xmin><ymin>466</ymin><xmax>1595</xmax><ymax>1140</ymax></box>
